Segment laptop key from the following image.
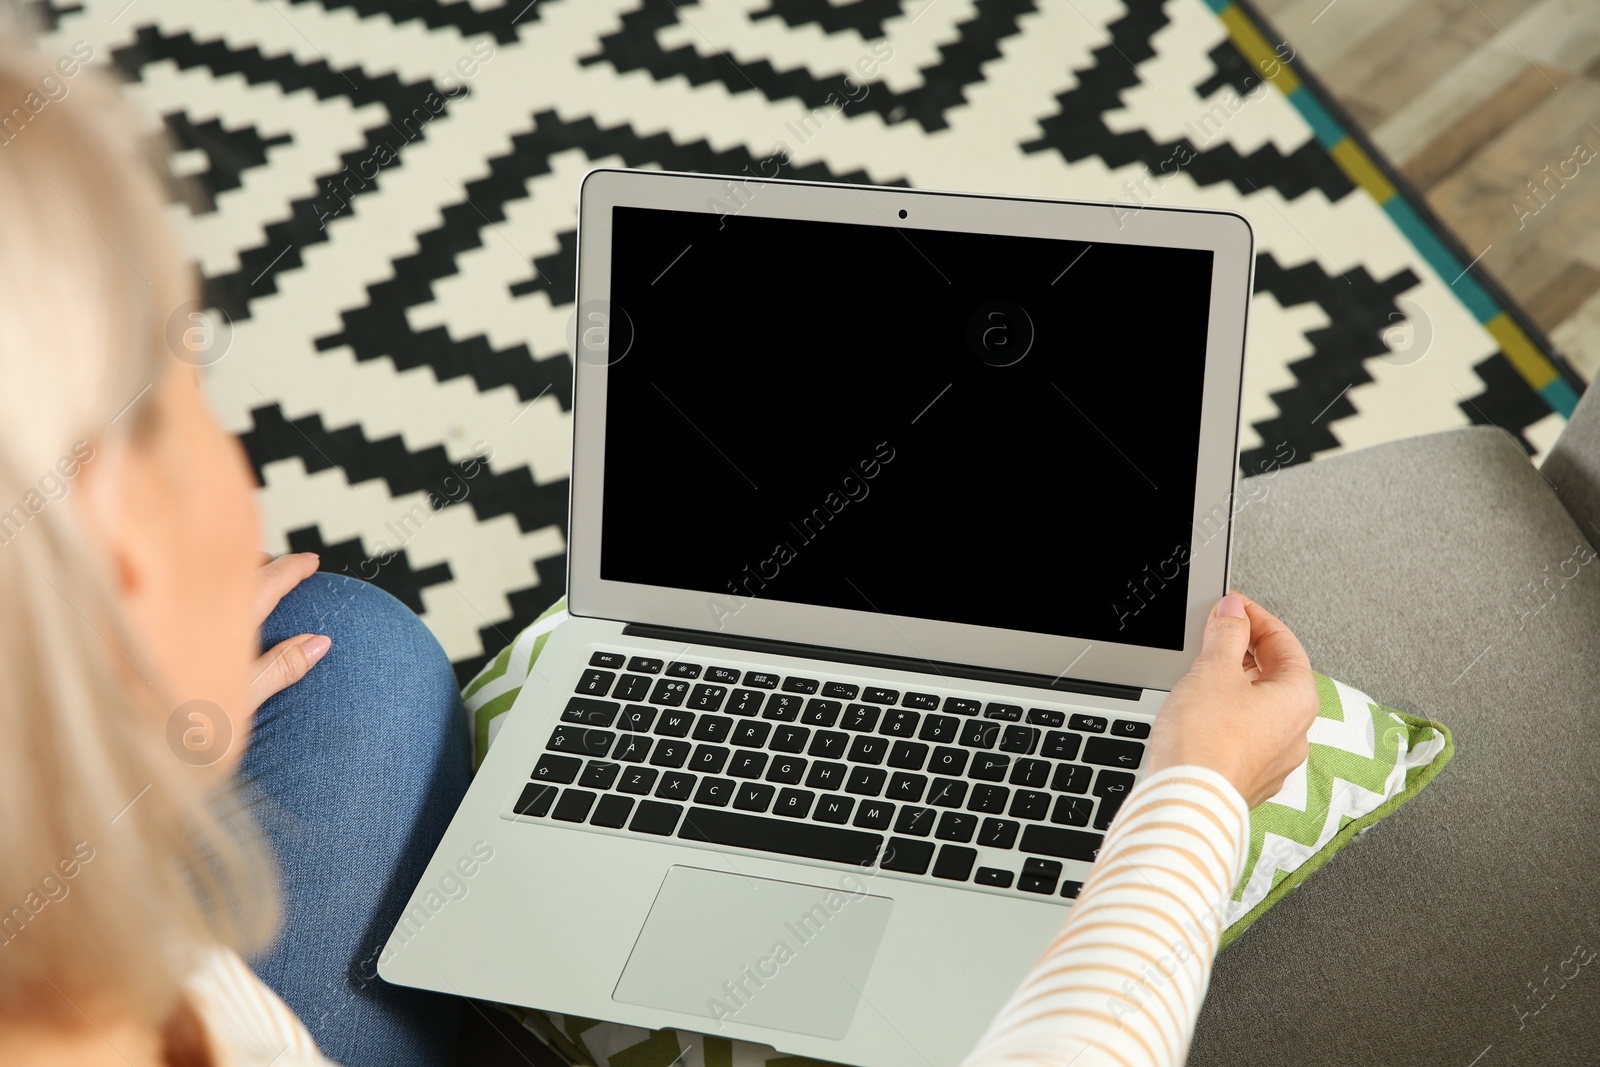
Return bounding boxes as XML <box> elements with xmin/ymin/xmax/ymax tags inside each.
<box><xmin>845</xmin><ymin>767</ymin><xmax>887</xmax><ymax>796</ymax></box>
<box><xmin>649</xmin><ymin>740</ymin><xmax>691</xmax><ymax>768</ymax></box>
<box><xmin>935</xmin><ymin>812</ymin><xmax>978</xmax><ymax>843</ymax></box>
<box><xmin>822</xmin><ymin>681</ymin><xmax>858</xmax><ymax>699</ymax></box>
<box><xmin>513</xmin><ymin>783</ymin><xmax>557</xmax><ymax>817</ymax></box>
<box><xmin>1027</xmin><ymin>708</ymin><xmax>1065</xmax><ymax>727</ymax></box>
<box><xmin>1010</xmin><ymin>758</ymin><xmax>1050</xmax><ymax>788</ymax></box>
<box><xmin>651</xmin><ymin>679</ymin><xmax>690</xmax><ymax>707</ymax></box>
<box><xmin>1094</xmin><ymin>792</ymin><xmax>1130</xmax><ymax>831</ymax></box>
<box><xmin>1110</xmin><ymin>719</ymin><xmax>1151</xmax><ymax>739</ymax></box>
<box><xmin>687</xmin><ymin>685</ymin><xmax>727</xmax><ymax>712</ymax></box>
<box><xmin>692</xmin><ymin>716</ymin><xmax>732</xmax><ymax>743</ymax></box>
<box><xmin>928</xmin><ymin>747</ymin><xmax>968</xmax><ymax>776</ymax></box>
<box><xmin>547</xmin><ymin>726</ymin><xmax>613</xmax><ymax>758</ymax></box>
<box><xmin>1069</xmin><ymin>713</ymin><xmax>1108</xmax><ymax>734</ymax></box>
<box><xmin>687</xmin><ymin>745</ymin><xmax>730</xmax><ymax>774</ymax></box>
<box><xmin>618</xmin><ymin>705</ymin><xmax>656</xmax><ymax>732</ymax></box>
<box><xmin>978</xmin><ymin>818</ymin><xmax>1019</xmax><ymax>849</ymax></box>
<box><xmin>727</xmin><ymin>751</ymin><xmax>767</xmax><ymax>778</ymax></box>
<box><xmin>1000</xmin><ymin>725</ymin><xmax>1040</xmax><ymax>755</ymax></box>
<box><xmin>613</xmin><ymin>735</ymin><xmax>651</xmax><ymax>763</ymax></box>
<box><xmin>932</xmin><ymin>845</ymin><xmax>978</xmax><ymax>881</ymax></box>
<box><xmin>881</xmin><ymin>710</ymin><xmax>920</xmax><ymax>737</ymax></box>
<box><xmin>1020</xmin><ymin>825</ymin><xmax>1103</xmax><ymax>862</ymax></box>
<box><xmin>1019</xmin><ymin>857</ymin><xmax>1062</xmax><ymax>895</ymax></box>
<box><xmin>706</xmin><ymin>666</ymin><xmax>742</xmax><ymax>684</ymax></box>
<box><xmin>589</xmin><ymin>651</ymin><xmax>626</xmax><ymax>669</ymax></box>
<box><xmin>847</xmin><ymin>736</ymin><xmax>889</xmax><ymax>764</ymax></box>
<box><xmin>763</xmin><ymin>694</ymin><xmax>803</xmax><ymax>721</ymax></box>
<box><xmin>552</xmin><ymin>789</ymin><xmax>596</xmax><ymax>823</ymax></box>
<box><xmin>655</xmin><ymin>710</ymin><xmax>695</xmax><ymax>737</ymax></box>
<box><xmin>802</xmin><ymin>699</ymin><xmax>842</xmax><ymax>727</ymax></box>
<box><xmin>576</xmin><ymin>670</ymin><xmax>614</xmax><ymax>696</ymax></box>
<box><xmin>927</xmin><ymin>778</ymin><xmax>967</xmax><ymax>808</ymax></box>
<box><xmin>1082</xmin><ymin>736</ymin><xmax>1145</xmax><ymax>770</ymax></box>
<box><xmin>903</xmin><ymin>692</ymin><xmax>940</xmax><ymax>710</ymax></box>
<box><xmin>655</xmin><ymin>772</ymin><xmax>696</xmax><ymax>801</ymax></box>
<box><xmin>970</xmin><ymin>753</ymin><xmax>1010</xmax><ymax>781</ymax></box>
<box><xmin>782</xmin><ymin>676</ymin><xmax>820</xmax><ymax>694</ymax></box>
<box><xmin>942</xmin><ymin>697</ymin><xmax>981</xmax><ymax>716</ymax></box>
<box><xmin>774</xmin><ymin>788</ymin><xmax>815</xmax><ymax>818</ymax></box>
<box><xmin>727</xmin><ymin>689</ymin><xmax>764</xmax><ymax>716</ymax></box>
<box><xmin>694</xmin><ymin>777</ymin><xmax>735</xmax><ymax>807</ymax></box>
<box><xmin>880</xmin><ymin>837</ymin><xmax>934</xmax><ymax>874</ymax></box>
<box><xmin>841</xmin><ymin>704</ymin><xmax>881</xmax><ymax>731</ymax></box>
<box><xmin>618</xmin><ymin>767</ymin><xmax>657</xmax><ymax>795</ymax></box>
<box><xmin>590</xmin><ymin>794</ymin><xmax>633</xmax><ymax>828</ymax></box>
<box><xmin>1052</xmin><ymin>796</ymin><xmax>1092</xmax><ymax>826</ymax></box>
<box><xmin>975</xmin><ymin>867</ymin><xmax>1014</xmax><ymax>888</ymax></box>
<box><xmin>733</xmin><ymin>783</ymin><xmax>776</xmax><ymax>812</ymax></box>
<box><xmin>888</xmin><ymin>741</ymin><xmax>928</xmax><ymax>770</ymax></box>
<box><xmin>1010</xmin><ymin>790</ymin><xmax>1051</xmax><ymax>821</ymax></box>
<box><xmin>579</xmin><ymin>761</ymin><xmax>620</xmax><ymax>790</ymax></box>
<box><xmin>629</xmin><ymin>801</ymin><xmax>682</xmax><ymax>836</ymax></box>
<box><xmin>805</xmin><ymin>761</ymin><xmax>848</xmax><ymax>791</ymax></box>
<box><xmin>807</xmin><ymin>730</ymin><xmax>848</xmax><ymax>759</ymax></box>
<box><xmin>969</xmin><ymin>785</ymin><xmax>1010</xmax><ymax>814</ymax></box>
<box><xmin>562</xmin><ymin>697</ymin><xmax>619</xmax><ymax>727</ymax></box>
<box><xmin>532</xmin><ymin>754</ymin><xmax>582</xmax><ymax>784</ymax></box>
<box><xmin>894</xmin><ymin>806</ymin><xmax>936</xmax><ymax>837</ymax></box>
<box><xmin>862</xmin><ymin>687</ymin><xmax>898</xmax><ymax>705</ymax></box>
<box><xmin>1052</xmin><ymin>764</ymin><xmax>1091</xmax><ymax>794</ymax></box>
<box><xmin>919</xmin><ymin>715</ymin><xmax>959</xmax><ymax>744</ymax></box>
<box><xmin>731</xmin><ymin>721</ymin><xmax>770</xmax><ymax>747</ymax></box>
<box><xmin>770</xmin><ymin>725</ymin><xmax>810</xmax><ymax>753</ymax></box>
<box><xmin>743</xmin><ymin>671</ymin><xmax>780</xmax><ymax>689</ymax></box>
<box><xmin>888</xmin><ymin>773</ymin><xmax>927</xmax><ymax>803</ymax></box>
<box><xmin>627</xmin><ymin>657</ymin><xmax>663</xmax><ymax>674</ymax></box>
<box><xmin>679</xmin><ymin>807</ymin><xmax>882</xmax><ymax>866</ymax></box>
<box><xmin>767</xmin><ymin>755</ymin><xmax>807</xmax><ymax>784</ymax></box>
<box><xmin>615</xmin><ymin>675</ymin><xmax>652</xmax><ymax>702</ymax></box>
<box><xmin>853</xmin><ymin>800</ymin><xmax>894</xmax><ymax>830</ymax></box>
<box><xmin>1061</xmin><ymin>880</ymin><xmax>1084</xmax><ymax>899</ymax></box>
<box><xmin>983</xmin><ymin>703</ymin><xmax>1023</xmax><ymax>721</ymax></box>
<box><xmin>815</xmin><ymin>795</ymin><xmax>854</xmax><ymax>824</ymax></box>
<box><xmin>666</xmin><ymin>662</ymin><xmax>702</xmax><ymax>679</ymax></box>
<box><xmin>960</xmin><ymin>720</ymin><xmax>1001</xmax><ymax>749</ymax></box>
<box><xmin>1094</xmin><ymin>769</ymin><xmax>1137</xmax><ymax>797</ymax></box>
<box><xmin>1042</xmin><ymin>731</ymin><xmax>1083</xmax><ymax>761</ymax></box>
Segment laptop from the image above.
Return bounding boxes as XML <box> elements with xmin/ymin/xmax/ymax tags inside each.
<box><xmin>379</xmin><ymin>168</ymin><xmax>1254</xmax><ymax>1066</ymax></box>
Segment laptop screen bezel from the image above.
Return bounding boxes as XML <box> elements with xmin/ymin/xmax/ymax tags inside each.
<box><xmin>566</xmin><ymin>167</ymin><xmax>1253</xmax><ymax>694</ymax></box>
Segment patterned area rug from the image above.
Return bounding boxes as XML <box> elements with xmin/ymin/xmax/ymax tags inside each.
<box><xmin>26</xmin><ymin>0</ymin><xmax>1586</xmax><ymax>684</ymax></box>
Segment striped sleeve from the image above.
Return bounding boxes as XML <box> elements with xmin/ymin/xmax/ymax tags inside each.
<box><xmin>960</xmin><ymin>765</ymin><xmax>1250</xmax><ymax>1067</ymax></box>
<box><xmin>185</xmin><ymin>948</ymin><xmax>340</xmax><ymax>1067</ymax></box>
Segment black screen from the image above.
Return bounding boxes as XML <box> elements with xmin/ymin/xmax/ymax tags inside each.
<box><xmin>598</xmin><ymin>204</ymin><xmax>1215</xmax><ymax>649</ymax></box>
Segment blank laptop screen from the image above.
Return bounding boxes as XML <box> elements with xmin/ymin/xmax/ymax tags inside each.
<box><xmin>597</xmin><ymin>204</ymin><xmax>1216</xmax><ymax>651</ymax></box>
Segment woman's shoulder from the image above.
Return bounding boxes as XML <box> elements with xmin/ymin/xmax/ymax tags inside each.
<box><xmin>184</xmin><ymin>948</ymin><xmax>339</xmax><ymax>1067</ymax></box>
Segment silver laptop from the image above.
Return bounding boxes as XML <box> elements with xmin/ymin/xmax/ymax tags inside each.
<box><xmin>380</xmin><ymin>168</ymin><xmax>1254</xmax><ymax>1066</ymax></box>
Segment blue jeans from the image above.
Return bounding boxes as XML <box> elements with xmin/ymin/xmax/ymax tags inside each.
<box><xmin>237</xmin><ymin>571</ymin><xmax>471</xmax><ymax>1067</ymax></box>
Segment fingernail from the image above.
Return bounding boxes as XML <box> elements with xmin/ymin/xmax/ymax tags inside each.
<box><xmin>303</xmin><ymin>635</ymin><xmax>332</xmax><ymax>665</ymax></box>
<box><xmin>302</xmin><ymin>552</ymin><xmax>320</xmax><ymax>563</ymax></box>
<box><xmin>1215</xmin><ymin>593</ymin><xmax>1246</xmax><ymax>619</ymax></box>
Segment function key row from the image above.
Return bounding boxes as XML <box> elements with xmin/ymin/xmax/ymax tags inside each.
<box><xmin>585</xmin><ymin>652</ymin><xmax>1150</xmax><ymax>737</ymax></box>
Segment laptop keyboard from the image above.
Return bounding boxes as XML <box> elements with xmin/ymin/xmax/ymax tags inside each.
<box><xmin>505</xmin><ymin>649</ymin><xmax>1152</xmax><ymax>900</ymax></box>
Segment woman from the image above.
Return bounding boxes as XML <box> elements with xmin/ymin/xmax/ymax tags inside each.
<box><xmin>0</xmin><ymin>28</ymin><xmax>1317</xmax><ymax>1067</ymax></box>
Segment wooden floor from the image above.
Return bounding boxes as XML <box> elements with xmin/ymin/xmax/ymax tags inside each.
<box><xmin>1253</xmin><ymin>0</ymin><xmax>1600</xmax><ymax>384</ymax></box>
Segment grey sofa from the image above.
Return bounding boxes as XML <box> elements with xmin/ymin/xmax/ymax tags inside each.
<box><xmin>1189</xmin><ymin>387</ymin><xmax>1600</xmax><ymax>1066</ymax></box>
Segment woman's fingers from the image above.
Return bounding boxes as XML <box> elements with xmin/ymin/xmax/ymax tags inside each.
<box><xmin>253</xmin><ymin>552</ymin><xmax>319</xmax><ymax>627</ymax></box>
<box><xmin>1238</xmin><ymin>595</ymin><xmax>1312</xmax><ymax>683</ymax></box>
<box><xmin>248</xmin><ymin>633</ymin><xmax>331</xmax><ymax>712</ymax></box>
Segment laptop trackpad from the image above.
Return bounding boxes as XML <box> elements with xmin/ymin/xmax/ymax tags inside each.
<box><xmin>612</xmin><ymin>865</ymin><xmax>893</xmax><ymax>1040</ymax></box>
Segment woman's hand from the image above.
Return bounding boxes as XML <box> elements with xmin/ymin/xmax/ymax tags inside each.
<box><xmin>1145</xmin><ymin>590</ymin><xmax>1320</xmax><ymax>808</ymax></box>
<box><xmin>247</xmin><ymin>552</ymin><xmax>331</xmax><ymax>715</ymax></box>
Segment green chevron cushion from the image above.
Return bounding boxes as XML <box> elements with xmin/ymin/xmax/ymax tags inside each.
<box><xmin>462</xmin><ymin>600</ymin><xmax>1453</xmax><ymax>1062</ymax></box>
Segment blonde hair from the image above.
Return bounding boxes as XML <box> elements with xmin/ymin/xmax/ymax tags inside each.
<box><xmin>0</xmin><ymin>16</ymin><xmax>275</xmax><ymax>1033</ymax></box>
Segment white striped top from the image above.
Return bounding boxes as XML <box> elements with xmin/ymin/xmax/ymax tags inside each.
<box><xmin>184</xmin><ymin>764</ymin><xmax>1245</xmax><ymax>1067</ymax></box>
<box><xmin>962</xmin><ymin>765</ymin><xmax>1250</xmax><ymax>1067</ymax></box>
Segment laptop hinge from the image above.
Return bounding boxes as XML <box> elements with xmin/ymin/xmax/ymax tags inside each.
<box><xmin>620</xmin><ymin>623</ymin><xmax>1146</xmax><ymax>703</ymax></box>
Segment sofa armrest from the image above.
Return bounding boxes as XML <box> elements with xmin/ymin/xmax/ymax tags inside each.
<box><xmin>1540</xmin><ymin>382</ymin><xmax>1600</xmax><ymax>545</ymax></box>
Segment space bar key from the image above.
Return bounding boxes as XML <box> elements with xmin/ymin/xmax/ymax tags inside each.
<box><xmin>679</xmin><ymin>807</ymin><xmax>883</xmax><ymax>866</ymax></box>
